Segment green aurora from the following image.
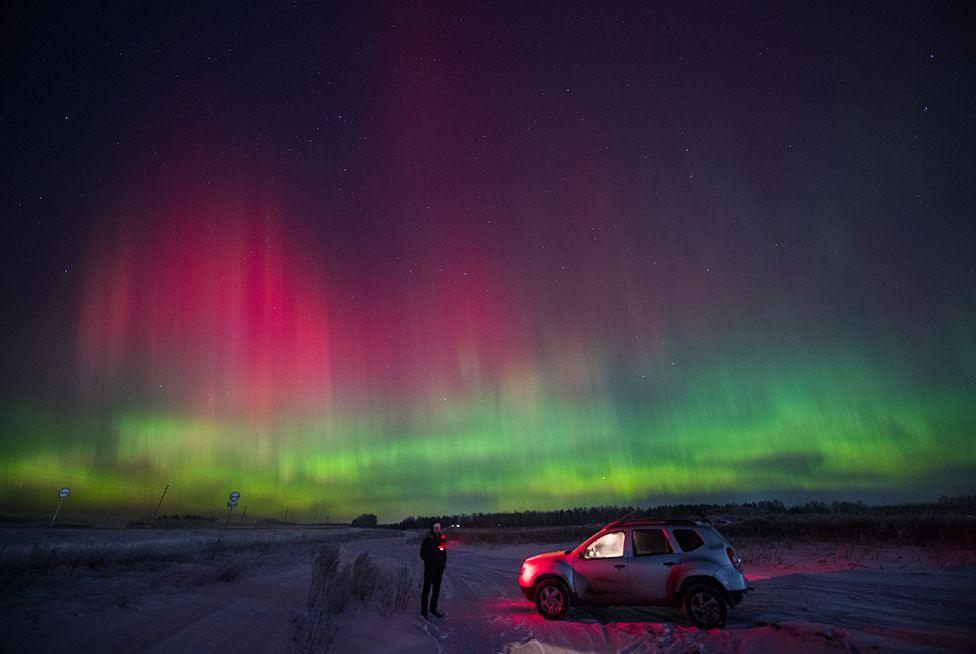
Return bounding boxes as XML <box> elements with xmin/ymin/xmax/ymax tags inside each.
<box><xmin>4</xmin><ymin>339</ymin><xmax>973</xmax><ymax>522</ymax></box>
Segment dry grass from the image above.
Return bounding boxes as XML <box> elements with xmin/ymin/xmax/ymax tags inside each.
<box><xmin>294</xmin><ymin>547</ymin><xmax>416</xmax><ymax>651</ymax></box>
<box><xmin>0</xmin><ymin>528</ymin><xmax>401</xmax><ymax>579</ymax></box>
<box><xmin>377</xmin><ymin>564</ymin><xmax>416</xmax><ymax>616</ymax></box>
<box><xmin>7</xmin><ymin>541</ymin><xmax>197</xmax><ymax>575</ymax></box>
<box><xmin>350</xmin><ymin>551</ymin><xmax>379</xmax><ymax>605</ymax></box>
<box><xmin>325</xmin><ymin>565</ymin><xmax>354</xmax><ymax>614</ymax></box>
<box><xmin>295</xmin><ymin>545</ymin><xmax>343</xmax><ymax>653</ymax></box>
<box><xmin>306</xmin><ymin>546</ymin><xmax>341</xmax><ymax>609</ymax></box>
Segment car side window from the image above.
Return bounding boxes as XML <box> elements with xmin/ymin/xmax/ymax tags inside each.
<box><xmin>672</xmin><ymin>528</ymin><xmax>704</xmax><ymax>552</ymax></box>
<box><xmin>632</xmin><ymin>528</ymin><xmax>672</xmax><ymax>556</ymax></box>
<box><xmin>583</xmin><ymin>531</ymin><xmax>625</xmax><ymax>559</ymax></box>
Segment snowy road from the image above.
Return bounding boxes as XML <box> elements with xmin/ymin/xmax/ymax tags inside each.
<box><xmin>355</xmin><ymin>534</ymin><xmax>976</xmax><ymax>653</ymax></box>
<box><xmin>2</xmin><ymin>528</ymin><xmax>974</xmax><ymax>653</ymax></box>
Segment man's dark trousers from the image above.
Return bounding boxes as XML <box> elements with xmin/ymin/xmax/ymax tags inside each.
<box><xmin>421</xmin><ymin>566</ymin><xmax>442</xmax><ymax>615</ymax></box>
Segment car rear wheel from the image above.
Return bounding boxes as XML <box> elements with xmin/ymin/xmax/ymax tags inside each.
<box><xmin>534</xmin><ymin>579</ymin><xmax>569</xmax><ymax>620</ymax></box>
<box><xmin>683</xmin><ymin>583</ymin><xmax>727</xmax><ymax>629</ymax></box>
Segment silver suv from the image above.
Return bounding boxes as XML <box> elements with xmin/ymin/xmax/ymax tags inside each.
<box><xmin>518</xmin><ymin>517</ymin><xmax>749</xmax><ymax>628</ymax></box>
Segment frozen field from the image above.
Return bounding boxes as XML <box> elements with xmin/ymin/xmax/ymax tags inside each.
<box><xmin>1</xmin><ymin>526</ymin><xmax>974</xmax><ymax>653</ymax></box>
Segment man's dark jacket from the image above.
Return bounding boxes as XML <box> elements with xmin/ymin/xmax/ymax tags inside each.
<box><xmin>420</xmin><ymin>532</ymin><xmax>447</xmax><ymax>572</ymax></box>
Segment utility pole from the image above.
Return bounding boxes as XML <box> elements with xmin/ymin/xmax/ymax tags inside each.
<box><xmin>152</xmin><ymin>484</ymin><xmax>170</xmax><ymax>521</ymax></box>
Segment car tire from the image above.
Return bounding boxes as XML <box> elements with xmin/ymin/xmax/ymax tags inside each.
<box><xmin>682</xmin><ymin>583</ymin><xmax>727</xmax><ymax>629</ymax></box>
<box><xmin>534</xmin><ymin>579</ymin><xmax>570</xmax><ymax>620</ymax></box>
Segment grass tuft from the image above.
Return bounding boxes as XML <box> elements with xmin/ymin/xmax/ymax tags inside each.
<box><xmin>378</xmin><ymin>564</ymin><xmax>416</xmax><ymax>616</ymax></box>
<box><xmin>295</xmin><ymin>545</ymin><xmax>343</xmax><ymax>652</ymax></box>
<box><xmin>350</xmin><ymin>552</ymin><xmax>379</xmax><ymax>605</ymax></box>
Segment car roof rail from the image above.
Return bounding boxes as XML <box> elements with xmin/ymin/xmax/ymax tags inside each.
<box><xmin>598</xmin><ymin>517</ymin><xmax>712</xmax><ymax>529</ymax></box>
<box><xmin>600</xmin><ymin>511</ymin><xmax>642</xmax><ymax>531</ymax></box>
<box><xmin>618</xmin><ymin>518</ymin><xmax>700</xmax><ymax>527</ymax></box>
<box><xmin>598</xmin><ymin>513</ymin><xmax>709</xmax><ymax>530</ymax></box>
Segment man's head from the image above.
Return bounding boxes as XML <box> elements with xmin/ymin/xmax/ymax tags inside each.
<box><xmin>431</xmin><ymin>522</ymin><xmax>441</xmax><ymax>534</ymax></box>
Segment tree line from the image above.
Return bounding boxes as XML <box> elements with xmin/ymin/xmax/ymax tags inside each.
<box><xmin>387</xmin><ymin>496</ymin><xmax>976</xmax><ymax>529</ymax></box>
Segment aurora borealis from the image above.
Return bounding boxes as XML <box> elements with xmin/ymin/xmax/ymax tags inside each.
<box><xmin>1</xmin><ymin>3</ymin><xmax>974</xmax><ymax>521</ymax></box>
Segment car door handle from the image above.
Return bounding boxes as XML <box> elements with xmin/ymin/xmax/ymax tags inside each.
<box><xmin>614</xmin><ymin>564</ymin><xmax>626</xmax><ymax>569</ymax></box>
<box><xmin>662</xmin><ymin>562</ymin><xmax>675</xmax><ymax>567</ymax></box>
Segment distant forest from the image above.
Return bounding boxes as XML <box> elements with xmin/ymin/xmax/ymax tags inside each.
<box><xmin>389</xmin><ymin>495</ymin><xmax>976</xmax><ymax>530</ymax></box>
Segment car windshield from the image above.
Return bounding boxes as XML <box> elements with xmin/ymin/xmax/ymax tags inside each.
<box><xmin>583</xmin><ymin>531</ymin><xmax>624</xmax><ymax>559</ymax></box>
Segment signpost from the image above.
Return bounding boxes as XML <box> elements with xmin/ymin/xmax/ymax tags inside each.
<box><xmin>224</xmin><ymin>491</ymin><xmax>240</xmax><ymax>530</ymax></box>
<box><xmin>50</xmin><ymin>487</ymin><xmax>70</xmax><ymax>528</ymax></box>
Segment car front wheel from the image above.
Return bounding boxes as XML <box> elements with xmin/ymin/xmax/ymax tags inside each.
<box><xmin>534</xmin><ymin>579</ymin><xmax>570</xmax><ymax>620</ymax></box>
<box><xmin>683</xmin><ymin>583</ymin><xmax>727</xmax><ymax>629</ymax></box>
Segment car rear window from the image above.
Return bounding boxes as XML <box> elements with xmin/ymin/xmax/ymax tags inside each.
<box><xmin>632</xmin><ymin>528</ymin><xmax>672</xmax><ymax>556</ymax></box>
<box><xmin>673</xmin><ymin>528</ymin><xmax>704</xmax><ymax>552</ymax></box>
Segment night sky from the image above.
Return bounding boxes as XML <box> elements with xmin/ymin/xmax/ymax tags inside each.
<box><xmin>2</xmin><ymin>2</ymin><xmax>974</xmax><ymax>521</ymax></box>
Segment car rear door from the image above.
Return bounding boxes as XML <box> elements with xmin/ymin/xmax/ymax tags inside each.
<box><xmin>624</xmin><ymin>527</ymin><xmax>679</xmax><ymax>603</ymax></box>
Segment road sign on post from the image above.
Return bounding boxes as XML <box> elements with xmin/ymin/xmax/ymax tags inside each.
<box><xmin>224</xmin><ymin>491</ymin><xmax>240</xmax><ymax>530</ymax></box>
<box><xmin>51</xmin><ymin>487</ymin><xmax>70</xmax><ymax>527</ymax></box>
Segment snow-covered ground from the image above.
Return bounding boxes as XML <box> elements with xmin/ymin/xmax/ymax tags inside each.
<box><xmin>1</xmin><ymin>527</ymin><xmax>974</xmax><ymax>653</ymax></box>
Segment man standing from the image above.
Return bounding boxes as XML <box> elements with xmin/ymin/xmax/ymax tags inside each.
<box><xmin>420</xmin><ymin>522</ymin><xmax>447</xmax><ymax>618</ymax></box>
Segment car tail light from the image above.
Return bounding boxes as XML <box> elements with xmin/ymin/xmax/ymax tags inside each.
<box><xmin>726</xmin><ymin>546</ymin><xmax>742</xmax><ymax>571</ymax></box>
